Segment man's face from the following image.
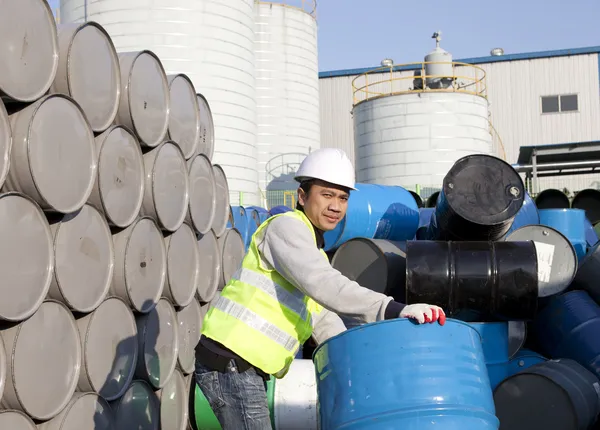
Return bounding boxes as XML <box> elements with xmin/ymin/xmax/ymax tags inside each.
<box><xmin>298</xmin><ymin>181</ymin><xmax>350</xmax><ymax>231</ymax></box>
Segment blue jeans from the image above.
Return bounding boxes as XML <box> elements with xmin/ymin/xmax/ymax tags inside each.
<box><xmin>195</xmin><ymin>359</ymin><xmax>273</xmax><ymax>430</ymax></box>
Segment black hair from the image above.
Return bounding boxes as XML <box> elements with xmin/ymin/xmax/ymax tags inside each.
<box><xmin>295</xmin><ymin>179</ymin><xmax>316</xmax><ymax>211</ymax></box>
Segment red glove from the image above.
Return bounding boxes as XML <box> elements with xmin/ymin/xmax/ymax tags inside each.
<box><xmin>400</xmin><ymin>304</ymin><xmax>446</xmax><ymax>326</ymax></box>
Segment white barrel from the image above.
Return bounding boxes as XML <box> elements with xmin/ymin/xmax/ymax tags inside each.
<box><xmin>218</xmin><ymin>228</ymin><xmax>246</xmax><ymax>289</ymax></box>
<box><xmin>0</xmin><ymin>410</ymin><xmax>36</xmax><ymax>430</ymax></box>
<box><xmin>37</xmin><ymin>392</ymin><xmax>114</xmax><ymax>430</ymax></box>
<box><xmin>176</xmin><ymin>299</ymin><xmax>204</xmax><ymax>374</ymax></box>
<box><xmin>0</xmin><ymin>192</ymin><xmax>53</xmax><ymax>321</ymax></box>
<box><xmin>168</xmin><ymin>74</ymin><xmax>201</xmax><ymax>159</ymax></box>
<box><xmin>0</xmin><ymin>0</ymin><xmax>58</xmax><ymax>101</ymax></box>
<box><xmin>110</xmin><ymin>380</ymin><xmax>160</xmax><ymax>430</ymax></box>
<box><xmin>0</xmin><ymin>100</ymin><xmax>11</xmax><ymax>190</ymax></box>
<box><xmin>6</xmin><ymin>94</ymin><xmax>97</xmax><ymax>213</ymax></box>
<box><xmin>52</xmin><ymin>22</ymin><xmax>121</xmax><ymax>133</ymax></box>
<box><xmin>274</xmin><ymin>359</ymin><xmax>318</xmax><ymax>430</ymax></box>
<box><xmin>184</xmin><ymin>374</ymin><xmax>195</xmax><ymax>430</ymax></box>
<box><xmin>0</xmin><ymin>300</ymin><xmax>81</xmax><ymax>421</ymax></box>
<box><xmin>186</xmin><ymin>154</ymin><xmax>217</xmax><ymax>235</ymax></box>
<box><xmin>111</xmin><ymin>217</ymin><xmax>167</xmax><ymax>314</ymax></box>
<box><xmin>115</xmin><ymin>51</ymin><xmax>170</xmax><ymax>148</ymax></box>
<box><xmin>48</xmin><ymin>204</ymin><xmax>114</xmax><ymax>313</ymax></box>
<box><xmin>0</xmin><ymin>332</ymin><xmax>5</xmax><ymax>404</ymax></box>
<box><xmin>212</xmin><ymin>164</ymin><xmax>231</xmax><ymax>238</ymax></box>
<box><xmin>88</xmin><ymin>125</ymin><xmax>145</xmax><ymax>228</ymax></box>
<box><xmin>76</xmin><ymin>297</ymin><xmax>138</xmax><ymax>401</ymax></box>
<box><xmin>196</xmin><ymin>93</ymin><xmax>215</xmax><ymax>161</ymax></box>
<box><xmin>141</xmin><ymin>141</ymin><xmax>190</xmax><ymax>232</ymax></box>
<box><xmin>196</xmin><ymin>230</ymin><xmax>221</xmax><ymax>302</ymax></box>
<box><xmin>135</xmin><ymin>298</ymin><xmax>179</xmax><ymax>389</ymax></box>
<box><xmin>164</xmin><ymin>223</ymin><xmax>200</xmax><ymax>308</ymax></box>
<box><xmin>157</xmin><ymin>369</ymin><xmax>188</xmax><ymax>430</ymax></box>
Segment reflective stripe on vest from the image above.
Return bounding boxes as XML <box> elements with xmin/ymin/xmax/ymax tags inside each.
<box><xmin>201</xmin><ymin>209</ymin><xmax>326</xmax><ymax>378</ymax></box>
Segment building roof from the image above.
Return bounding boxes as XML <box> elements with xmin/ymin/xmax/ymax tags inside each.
<box><xmin>319</xmin><ymin>45</ymin><xmax>600</xmax><ymax>79</ymax></box>
<box><xmin>516</xmin><ymin>141</ymin><xmax>600</xmax><ymax>165</ymax></box>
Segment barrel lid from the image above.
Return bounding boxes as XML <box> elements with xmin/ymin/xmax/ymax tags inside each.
<box><xmin>0</xmin><ymin>101</ymin><xmax>10</xmax><ymax>189</ymax></box>
<box><xmin>188</xmin><ymin>154</ymin><xmax>217</xmax><ymax>235</ymax></box>
<box><xmin>52</xmin><ymin>204</ymin><xmax>114</xmax><ymax>312</ymax></box>
<box><xmin>50</xmin><ymin>393</ymin><xmax>113</xmax><ymax>430</ymax></box>
<box><xmin>165</xmin><ymin>223</ymin><xmax>200</xmax><ymax>307</ymax></box>
<box><xmin>444</xmin><ymin>155</ymin><xmax>525</xmax><ymax>225</ymax></box>
<box><xmin>81</xmin><ymin>297</ymin><xmax>138</xmax><ymax>401</ymax></box>
<box><xmin>123</xmin><ymin>218</ymin><xmax>167</xmax><ymax>313</ymax></box>
<box><xmin>150</xmin><ymin>142</ymin><xmax>189</xmax><ymax>232</ymax></box>
<box><xmin>219</xmin><ymin>229</ymin><xmax>245</xmax><ymax>287</ymax></box>
<box><xmin>196</xmin><ymin>230</ymin><xmax>221</xmax><ymax>302</ymax></box>
<box><xmin>64</xmin><ymin>23</ymin><xmax>120</xmax><ymax>132</ymax></box>
<box><xmin>137</xmin><ymin>299</ymin><xmax>179</xmax><ymax>389</ymax></box>
<box><xmin>96</xmin><ymin>125</ymin><xmax>145</xmax><ymax>228</ymax></box>
<box><xmin>0</xmin><ymin>410</ymin><xmax>36</xmax><ymax>430</ymax></box>
<box><xmin>0</xmin><ymin>193</ymin><xmax>53</xmax><ymax>321</ymax></box>
<box><xmin>176</xmin><ymin>299</ymin><xmax>203</xmax><ymax>374</ymax></box>
<box><xmin>111</xmin><ymin>380</ymin><xmax>160</xmax><ymax>430</ymax></box>
<box><xmin>168</xmin><ymin>75</ymin><xmax>200</xmax><ymax>159</ymax></box>
<box><xmin>158</xmin><ymin>369</ymin><xmax>188</xmax><ymax>430</ymax></box>
<box><xmin>12</xmin><ymin>301</ymin><xmax>81</xmax><ymax>420</ymax></box>
<box><xmin>196</xmin><ymin>94</ymin><xmax>215</xmax><ymax>161</ymax></box>
<box><xmin>212</xmin><ymin>165</ymin><xmax>231</xmax><ymax>237</ymax></box>
<box><xmin>0</xmin><ymin>0</ymin><xmax>58</xmax><ymax>101</ymax></box>
<box><xmin>508</xmin><ymin>321</ymin><xmax>527</xmax><ymax>359</ymax></box>
<box><xmin>505</xmin><ymin>225</ymin><xmax>577</xmax><ymax>297</ymax></box>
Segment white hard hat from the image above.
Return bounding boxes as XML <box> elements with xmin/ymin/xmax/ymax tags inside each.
<box><xmin>295</xmin><ymin>148</ymin><xmax>356</xmax><ymax>190</ymax></box>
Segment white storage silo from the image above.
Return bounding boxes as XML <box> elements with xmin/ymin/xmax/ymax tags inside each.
<box><xmin>59</xmin><ymin>0</ymin><xmax>259</xmax><ymax>205</ymax></box>
<box><xmin>353</xmin><ymin>33</ymin><xmax>493</xmax><ymax>190</ymax></box>
<box><xmin>254</xmin><ymin>0</ymin><xmax>320</xmax><ymax>192</ymax></box>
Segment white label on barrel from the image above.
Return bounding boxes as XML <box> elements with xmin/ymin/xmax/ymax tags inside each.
<box><xmin>533</xmin><ymin>241</ymin><xmax>554</xmax><ymax>283</ymax></box>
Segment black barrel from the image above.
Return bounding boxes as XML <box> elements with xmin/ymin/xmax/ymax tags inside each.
<box><xmin>425</xmin><ymin>191</ymin><xmax>440</xmax><ymax>208</ymax></box>
<box><xmin>406</xmin><ymin>240</ymin><xmax>538</xmax><ymax>321</ymax></box>
<box><xmin>571</xmin><ymin>241</ymin><xmax>600</xmax><ymax>304</ymax></box>
<box><xmin>408</xmin><ymin>191</ymin><xmax>423</xmax><ymax>208</ymax></box>
<box><xmin>534</xmin><ymin>188</ymin><xmax>570</xmax><ymax>209</ymax></box>
<box><xmin>572</xmin><ymin>188</ymin><xmax>600</xmax><ymax>224</ymax></box>
<box><xmin>425</xmin><ymin>155</ymin><xmax>525</xmax><ymax>241</ymax></box>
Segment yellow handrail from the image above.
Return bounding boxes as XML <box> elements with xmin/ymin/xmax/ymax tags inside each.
<box><xmin>352</xmin><ymin>61</ymin><xmax>487</xmax><ymax>106</ymax></box>
<box><xmin>256</xmin><ymin>0</ymin><xmax>317</xmax><ymax>17</ymax></box>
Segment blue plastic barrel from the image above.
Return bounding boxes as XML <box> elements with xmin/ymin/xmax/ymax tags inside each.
<box><xmin>246</xmin><ymin>206</ymin><xmax>270</xmax><ymax>225</ymax></box>
<box><xmin>468</xmin><ymin>322</ymin><xmax>509</xmax><ymax>390</ymax></box>
<box><xmin>313</xmin><ymin>319</ymin><xmax>499</xmax><ymax>429</ymax></box>
<box><xmin>269</xmin><ymin>205</ymin><xmax>292</xmax><ymax>216</ymax></box>
<box><xmin>323</xmin><ymin>183</ymin><xmax>419</xmax><ymax>251</ymax></box>
<box><xmin>230</xmin><ymin>206</ymin><xmax>249</xmax><ymax>247</ymax></box>
<box><xmin>506</xmin><ymin>191</ymin><xmax>539</xmax><ymax>235</ymax></box>
<box><xmin>415</xmin><ymin>207</ymin><xmax>435</xmax><ymax>239</ymax></box>
<box><xmin>584</xmin><ymin>216</ymin><xmax>599</xmax><ymax>248</ymax></box>
<box><xmin>539</xmin><ymin>209</ymin><xmax>587</xmax><ymax>260</ymax></box>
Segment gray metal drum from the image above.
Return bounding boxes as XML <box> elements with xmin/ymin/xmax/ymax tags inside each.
<box><xmin>52</xmin><ymin>22</ymin><xmax>121</xmax><ymax>133</ymax></box>
<box><xmin>0</xmin><ymin>300</ymin><xmax>81</xmax><ymax>421</ymax></box>
<box><xmin>110</xmin><ymin>380</ymin><xmax>160</xmax><ymax>430</ymax></box>
<box><xmin>164</xmin><ymin>223</ymin><xmax>200</xmax><ymax>308</ymax></box>
<box><xmin>212</xmin><ymin>164</ymin><xmax>231</xmax><ymax>238</ymax></box>
<box><xmin>37</xmin><ymin>392</ymin><xmax>114</xmax><ymax>430</ymax></box>
<box><xmin>76</xmin><ymin>297</ymin><xmax>138</xmax><ymax>401</ymax></box>
<box><xmin>0</xmin><ymin>100</ymin><xmax>10</xmax><ymax>189</ymax></box>
<box><xmin>6</xmin><ymin>94</ymin><xmax>97</xmax><ymax>213</ymax></box>
<box><xmin>176</xmin><ymin>299</ymin><xmax>204</xmax><ymax>374</ymax></box>
<box><xmin>141</xmin><ymin>141</ymin><xmax>190</xmax><ymax>232</ymax></box>
<box><xmin>196</xmin><ymin>230</ymin><xmax>221</xmax><ymax>302</ymax></box>
<box><xmin>88</xmin><ymin>125</ymin><xmax>145</xmax><ymax>228</ymax></box>
<box><xmin>48</xmin><ymin>204</ymin><xmax>114</xmax><ymax>313</ymax></box>
<box><xmin>186</xmin><ymin>154</ymin><xmax>217</xmax><ymax>235</ymax></box>
<box><xmin>0</xmin><ymin>0</ymin><xmax>58</xmax><ymax>101</ymax></box>
<box><xmin>157</xmin><ymin>369</ymin><xmax>188</xmax><ymax>430</ymax></box>
<box><xmin>184</xmin><ymin>374</ymin><xmax>195</xmax><ymax>430</ymax></box>
<box><xmin>218</xmin><ymin>228</ymin><xmax>245</xmax><ymax>290</ymax></box>
<box><xmin>116</xmin><ymin>51</ymin><xmax>170</xmax><ymax>148</ymax></box>
<box><xmin>0</xmin><ymin>410</ymin><xmax>36</xmax><ymax>430</ymax></box>
<box><xmin>111</xmin><ymin>217</ymin><xmax>167</xmax><ymax>314</ymax></box>
<box><xmin>0</xmin><ymin>192</ymin><xmax>53</xmax><ymax>321</ymax></box>
<box><xmin>168</xmin><ymin>74</ymin><xmax>200</xmax><ymax>159</ymax></box>
<box><xmin>196</xmin><ymin>93</ymin><xmax>215</xmax><ymax>161</ymax></box>
<box><xmin>505</xmin><ymin>224</ymin><xmax>577</xmax><ymax>297</ymax></box>
<box><xmin>135</xmin><ymin>298</ymin><xmax>179</xmax><ymax>390</ymax></box>
<box><xmin>0</xmin><ymin>332</ymin><xmax>5</xmax><ymax>404</ymax></box>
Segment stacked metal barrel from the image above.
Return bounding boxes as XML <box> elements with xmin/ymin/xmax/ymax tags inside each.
<box><xmin>0</xmin><ymin>1</ymin><xmax>249</xmax><ymax>429</ymax></box>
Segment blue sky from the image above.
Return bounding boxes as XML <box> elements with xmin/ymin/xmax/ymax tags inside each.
<box><xmin>49</xmin><ymin>0</ymin><xmax>600</xmax><ymax>71</ymax></box>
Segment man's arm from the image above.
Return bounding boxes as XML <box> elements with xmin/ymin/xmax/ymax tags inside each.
<box><xmin>258</xmin><ymin>216</ymin><xmax>405</xmax><ymax>323</ymax></box>
<box><xmin>311</xmin><ymin>307</ymin><xmax>347</xmax><ymax>344</ymax></box>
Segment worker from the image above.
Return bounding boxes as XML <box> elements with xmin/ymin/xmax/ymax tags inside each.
<box><xmin>195</xmin><ymin>148</ymin><xmax>446</xmax><ymax>429</ymax></box>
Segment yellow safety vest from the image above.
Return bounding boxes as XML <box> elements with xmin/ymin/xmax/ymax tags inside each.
<box><xmin>201</xmin><ymin>209</ymin><xmax>326</xmax><ymax>378</ymax></box>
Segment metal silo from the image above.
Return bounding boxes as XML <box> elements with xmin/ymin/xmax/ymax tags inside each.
<box><xmin>352</xmin><ymin>32</ymin><xmax>495</xmax><ymax>192</ymax></box>
<box><xmin>255</xmin><ymin>0</ymin><xmax>320</xmax><ymax>194</ymax></box>
<box><xmin>59</xmin><ymin>0</ymin><xmax>259</xmax><ymax>205</ymax></box>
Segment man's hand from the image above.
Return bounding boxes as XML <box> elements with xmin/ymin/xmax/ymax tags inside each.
<box><xmin>400</xmin><ymin>304</ymin><xmax>446</xmax><ymax>325</ymax></box>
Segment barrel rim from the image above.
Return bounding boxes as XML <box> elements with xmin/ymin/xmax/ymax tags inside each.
<box><xmin>165</xmin><ymin>222</ymin><xmax>200</xmax><ymax>308</ymax></box>
<box><xmin>51</xmin><ymin>391</ymin><xmax>113</xmax><ymax>428</ymax></box>
<box><xmin>0</xmin><ymin>409</ymin><xmax>36</xmax><ymax>427</ymax></box>
<box><xmin>196</xmin><ymin>92</ymin><xmax>215</xmax><ymax>160</ymax></box>
<box><xmin>167</xmin><ymin>73</ymin><xmax>201</xmax><ymax>159</ymax></box>
<box><xmin>196</xmin><ymin>229</ymin><xmax>221</xmax><ymax>302</ymax></box>
<box><xmin>187</xmin><ymin>153</ymin><xmax>217</xmax><ymax>235</ymax></box>
<box><xmin>0</xmin><ymin>99</ymin><xmax>11</xmax><ymax>189</ymax></box>
<box><xmin>211</xmin><ymin>164</ymin><xmax>231</xmax><ymax>237</ymax></box>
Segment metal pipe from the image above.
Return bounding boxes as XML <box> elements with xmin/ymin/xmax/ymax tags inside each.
<box><xmin>512</xmin><ymin>160</ymin><xmax>600</xmax><ymax>172</ymax></box>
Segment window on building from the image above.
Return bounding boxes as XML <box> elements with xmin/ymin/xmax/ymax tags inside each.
<box><xmin>541</xmin><ymin>94</ymin><xmax>579</xmax><ymax>114</ymax></box>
